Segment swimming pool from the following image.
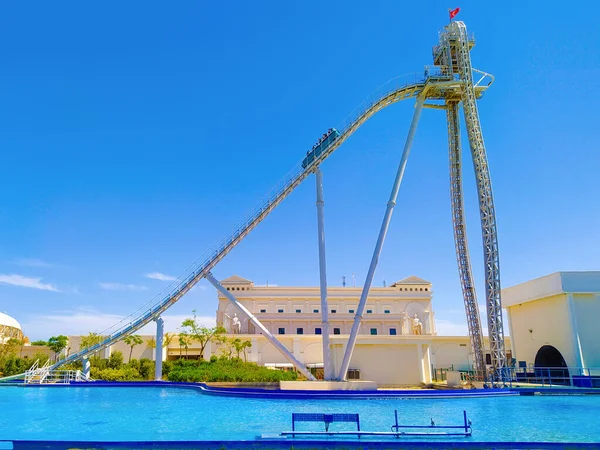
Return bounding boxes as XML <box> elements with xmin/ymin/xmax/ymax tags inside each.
<box><xmin>1</xmin><ymin>385</ymin><xmax>599</xmax><ymax>444</ymax></box>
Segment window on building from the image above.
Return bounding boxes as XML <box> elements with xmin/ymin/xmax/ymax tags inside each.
<box><xmin>315</xmin><ymin>328</ymin><xmax>322</xmax><ymax>335</ymax></box>
<box><xmin>313</xmin><ymin>309</ymin><xmax>319</xmax><ymax>313</ymax></box>
<box><xmin>370</xmin><ymin>328</ymin><xmax>378</xmax><ymax>335</ymax></box>
<box><xmin>384</xmin><ymin>309</ymin><xmax>391</xmax><ymax>314</ymax></box>
<box><xmin>296</xmin><ymin>328</ymin><xmax>304</xmax><ymax>335</ymax></box>
<box><xmin>459</xmin><ymin>343</ymin><xmax>467</xmax><ymax>347</ymax></box>
<box><xmin>366</xmin><ymin>309</ymin><xmax>373</xmax><ymax>314</ymax></box>
<box><xmin>348</xmin><ymin>309</ymin><xmax>355</xmax><ymax>314</ymax></box>
<box><xmin>278</xmin><ymin>309</ymin><xmax>284</xmax><ymax>313</ymax></box>
<box><xmin>485</xmin><ymin>353</ymin><xmax>492</xmax><ymax>365</ymax></box>
<box><xmin>333</xmin><ymin>328</ymin><xmax>341</xmax><ymax>335</ymax></box>
<box><xmin>389</xmin><ymin>328</ymin><xmax>397</xmax><ymax>335</ymax></box>
<box><xmin>295</xmin><ymin>309</ymin><xmax>301</xmax><ymax>313</ymax></box>
<box><xmin>331</xmin><ymin>309</ymin><xmax>337</xmax><ymax>313</ymax></box>
<box><xmin>346</xmin><ymin>369</ymin><xmax>360</xmax><ymax>380</ymax></box>
<box><xmin>278</xmin><ymin>328</ymin><xmax>286</xmax><ymax>335</ymax></box>
<box><xmin>260</xmin><ymin>309</ymin><xmax>266</xmax><ymax>313</ymax></box>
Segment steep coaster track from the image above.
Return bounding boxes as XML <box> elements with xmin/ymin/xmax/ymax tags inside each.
<box><xmin>49</xmin><ymin>72</ymin><xmax>462</xmax><ymax>370</ymax></box>
<box><xmin>0</xmin><ymin>21</ymin><xmax>503</xmax><ymax>382</ymax></box>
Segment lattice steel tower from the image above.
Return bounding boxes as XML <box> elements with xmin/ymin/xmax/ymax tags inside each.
<box><xmin>433</xmin><ymin>21</ymin><xmax>507</xmax><ymax>382</ymax></box>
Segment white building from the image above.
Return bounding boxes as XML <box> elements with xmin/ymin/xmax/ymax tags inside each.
<box><xmin>502</xmin><ymin>271</ymin><xmax>600</xmax><ymax>376</ymax></box>
<box><xmin>0</xmin><ymin>312</ymin><xmax>23</xmax><ymax>344</ymax></box>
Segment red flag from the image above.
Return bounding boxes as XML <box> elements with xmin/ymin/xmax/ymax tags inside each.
<box><xmin>449</xmin><ymin>7</ymin><xmax>460</xmax><ymax>20</ymax></box>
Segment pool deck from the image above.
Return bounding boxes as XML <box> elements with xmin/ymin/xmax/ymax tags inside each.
<box><xmin>3</xmin><ymin>380</ymin><xmax>599</xmax><ymax>398</ymax></box>
<box><xmin>4</xmin><ymin>380</ymin><xmax>522</xmax><ymax>398</ymax></box>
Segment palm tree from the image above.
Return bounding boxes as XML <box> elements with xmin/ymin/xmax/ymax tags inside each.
<box><xmin>178</xmin><ymin>333</ymin><xmax>191</xmax><ymax>358</ymax></box>
<box><xmin>122</xmin><ymin>335</ymin><xmax>144</xmax><ymax>362</ymax></box>
<box><xmin>233</xmin><ymin>338</ymin><xmax>252</xmax><ymax>362</ymax></box>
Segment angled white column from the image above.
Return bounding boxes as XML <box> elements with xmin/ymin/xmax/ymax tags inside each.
<box><xmin>206</xmin><ymin>272</ymin><xmax>316</xmax><ymax>381</ymax></box>
<box><xmin>315</xmin><ymin>167</ymin><xmax>334</xmax><ymax>380</ymax></box>
<box><xmin>338</xmin><ymin>96</ymin><xmax>425</xmax><ymax>380</ymax></box>
<box><xmin>154</xmin><ymin>317</ymin><xmax>164</xmax><ymax>381</ymax></box>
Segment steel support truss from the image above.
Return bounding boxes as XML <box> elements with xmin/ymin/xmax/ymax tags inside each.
<box><xmin>447</xmin><ymin>101</ymin><xmax>486</xmax><ymax>380</ymax></box>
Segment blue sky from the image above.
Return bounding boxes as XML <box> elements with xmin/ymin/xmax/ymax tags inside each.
<box><xmin>1</xmin><ymin>2</ymin><xmax>599</xmax><ymax>340</ymax></box>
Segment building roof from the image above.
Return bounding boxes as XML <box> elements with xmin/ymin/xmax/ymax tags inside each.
<box><xmin>502</xmin><ymin>271</ymin><xmax>600</xmax><ymax>307</ymax></box>
<box><xmin>391</xmin><ymin>276</ymin><xmax>431</xmax><ymax>286</ymax></box>
<box><xmin>0</xmin><ymin>312</ymin><xmax>22</xmax><ymax>330</ymax></box>
<box><xmin>221</xmin><ymin>275</ymin><xmax>254</xmax><ymax>285</ymax></box>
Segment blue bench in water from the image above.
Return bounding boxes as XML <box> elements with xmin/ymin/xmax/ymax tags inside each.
<box><xmin>282</xmin><ymin>410</ymin><xmax>472</xmax><ymax>438</ymax></box>
<box><xmin>291</xmin><ymin>413</ymin><xmax>360</xmax><ymax>433</ymax></box>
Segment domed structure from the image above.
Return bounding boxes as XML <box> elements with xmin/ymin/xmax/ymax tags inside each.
<box><xmin>0</xmin><ymin>312</ymin><xmax>23</xmax><ymax>343</ymax></box>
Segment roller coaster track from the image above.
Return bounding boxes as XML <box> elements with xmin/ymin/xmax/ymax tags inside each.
<box><xmin>19</xmin><ymin>21</ymin><xmax>504</xmax><ymax>383</ymax></box>
<box><xmin>47</xmin><ymin>73</ymin><xmax>452</xmax><ymax>370</ymax></box>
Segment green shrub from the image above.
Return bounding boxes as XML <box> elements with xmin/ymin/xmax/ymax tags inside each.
<box><xmin>92</xmin><ymin>367</ymin><xmax>141</xmax><ymax>381</ymax></box>
<box><xmin>94</xmin><ymin>358</ymin><xmax>108</xmax><ymax>370</ymax></box>
<box><xmin>127</xmin><ymin>358</ymin><xmax>140</xmax><ymax>371</ymax></box>
<box><xmin>167</xmin><ymin>358</ymin><xmax>298</xmax><ymax>383</ymax></box>
<box><xmin>161</xmin><ymin>360</ymin><xmax>173</xmax><ymax>379</ymax></box>
<box><xmin>139</xmin><ymin>358</ymin><xmax>154</xmax><ymax>380</ymax></box>
<box><xmin>108</xmin><ymin>351</ymin><xmax>124</xmax><ymax>369</ymax></box>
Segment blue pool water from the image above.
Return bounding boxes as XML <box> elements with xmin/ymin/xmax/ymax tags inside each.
<box><xmin>0</xmin><ymin>386</ymin><xmax>599</xmax><ymax>443</ymax></box>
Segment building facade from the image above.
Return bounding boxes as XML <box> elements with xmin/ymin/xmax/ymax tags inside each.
<box><xmin>208</xmin><ymin>275</ymin><xmax>507</xmax><ymax>386</ymax></box>
<box><xmin>502</xmin><ymin>271</ymin><xmax>600</xmax><ymax>375</ymax></box>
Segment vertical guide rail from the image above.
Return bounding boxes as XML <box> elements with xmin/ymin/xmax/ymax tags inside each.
<box><xmin>205</xmin><ymin>272</ymin><xmax>316</xmax><ymax>381</ymax></box>
<box><xmin>447</xmin><ymin>101</ymin><xmax>486</xmax><ymax>381</ymax></box>
<box><xmin>338</xmin><ymin>96</ymin><xmax>425</xmax><ymax>380</ymax></box>
<box><xmin>453</xmin><ymin>21</ymin><xmax>506</xmax><ymax>382</ymax></box>
<box><xmin>315</xmin><ymin>168</ymin><xmax>334</xmax><ymax>380</ymax></box>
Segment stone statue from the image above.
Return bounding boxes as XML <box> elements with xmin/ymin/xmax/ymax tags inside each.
<box><xmin>225</xmin><ymin>313</ymin><xmax>241</xmax><ymax>334</ymax></box>
<box><xmin>412</xmin><ymin>314</ymin><xmax>423</xmax><ymax>335</ymax></box>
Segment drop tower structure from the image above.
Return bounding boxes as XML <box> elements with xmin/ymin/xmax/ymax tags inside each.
<box><xmin>434</xmin><ymin>22</ymin><xmax>507</xmax><ymax>382</ymax></box>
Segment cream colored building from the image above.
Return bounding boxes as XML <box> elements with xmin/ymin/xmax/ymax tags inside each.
<box><xmin>208</xmin><ymin>275</ymin><xmax>508</xmax><ymax>386</ymax></box>
<box><xmin>502</xmin><ymin>271</ymin><xmax>600</xmax><ymax>375</ymax></box>
<box><xmin>62</xmin><ymin>275</ymin><xmax>513</xmax><ymax>387</ymax></box>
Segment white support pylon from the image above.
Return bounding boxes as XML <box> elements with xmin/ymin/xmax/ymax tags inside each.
<box><xmin>338</xmin><ymin>96</ymin><xmax>425</xmax><ymax>380</ymax></box>
<box><xmin>154</xmin><ymin>317</ymin><xmax>164</xmax><ymax>381</ymax></box>
<box><xmin>315</xmin><ymin>167</ymin><xmax>333</xmax><ymax>381</ymax></box>
<box><xmin>205</xmin><ymin>272</ymin><xmax>316</xmax><ymax>381</ymax></box>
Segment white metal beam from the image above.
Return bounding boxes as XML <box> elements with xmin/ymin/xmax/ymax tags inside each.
<box><xmin>315</xmin><ymin>168</ymin><xmax>334</xmax><ymax>380</ymax></box>
<box><xmin>205</xmin><ymin>272</ymin><xmax>316</xmax><ymax>381</ymax></box>
<box><xmin>338</xmin><ymin>96</ymin><xmax>425</xmax><ymax>380</ymax></box>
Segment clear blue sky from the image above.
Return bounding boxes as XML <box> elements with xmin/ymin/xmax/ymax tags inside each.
<box><xmin>1</xmin><ymin>1</ymin><xmax>599</xmax><ymax>340</ymax></box>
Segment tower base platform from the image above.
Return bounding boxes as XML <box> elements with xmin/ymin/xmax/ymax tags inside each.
<box><xmin>279</xmin><ymin>380</ymin><xmax>378</xmax><ymax>391</ymax></box>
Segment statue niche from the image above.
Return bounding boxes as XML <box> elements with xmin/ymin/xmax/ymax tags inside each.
<box><xmin>411</xmin><ymin>314</ymin><xmax>423</xmax><ymax>335</ymax></box>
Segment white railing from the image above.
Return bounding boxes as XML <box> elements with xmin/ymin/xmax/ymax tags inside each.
<box><xmin>508</xmin><ymin>366</ymin><xmax>600</xmax><ymax>388</ymax></box>
<box><xmin>24</xmin><ymin>359</ymin><xmax>40</xmax><ymax>384</ymax></box>
<box><xmin>24</xmin><ymin>369</ymin><xmax>93</xmax><ymax>384</ymax></box>
<box><xmin>24</xmin><ymin>359</ymin><xmax>52</xmax><ymax>384</ymax></box>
